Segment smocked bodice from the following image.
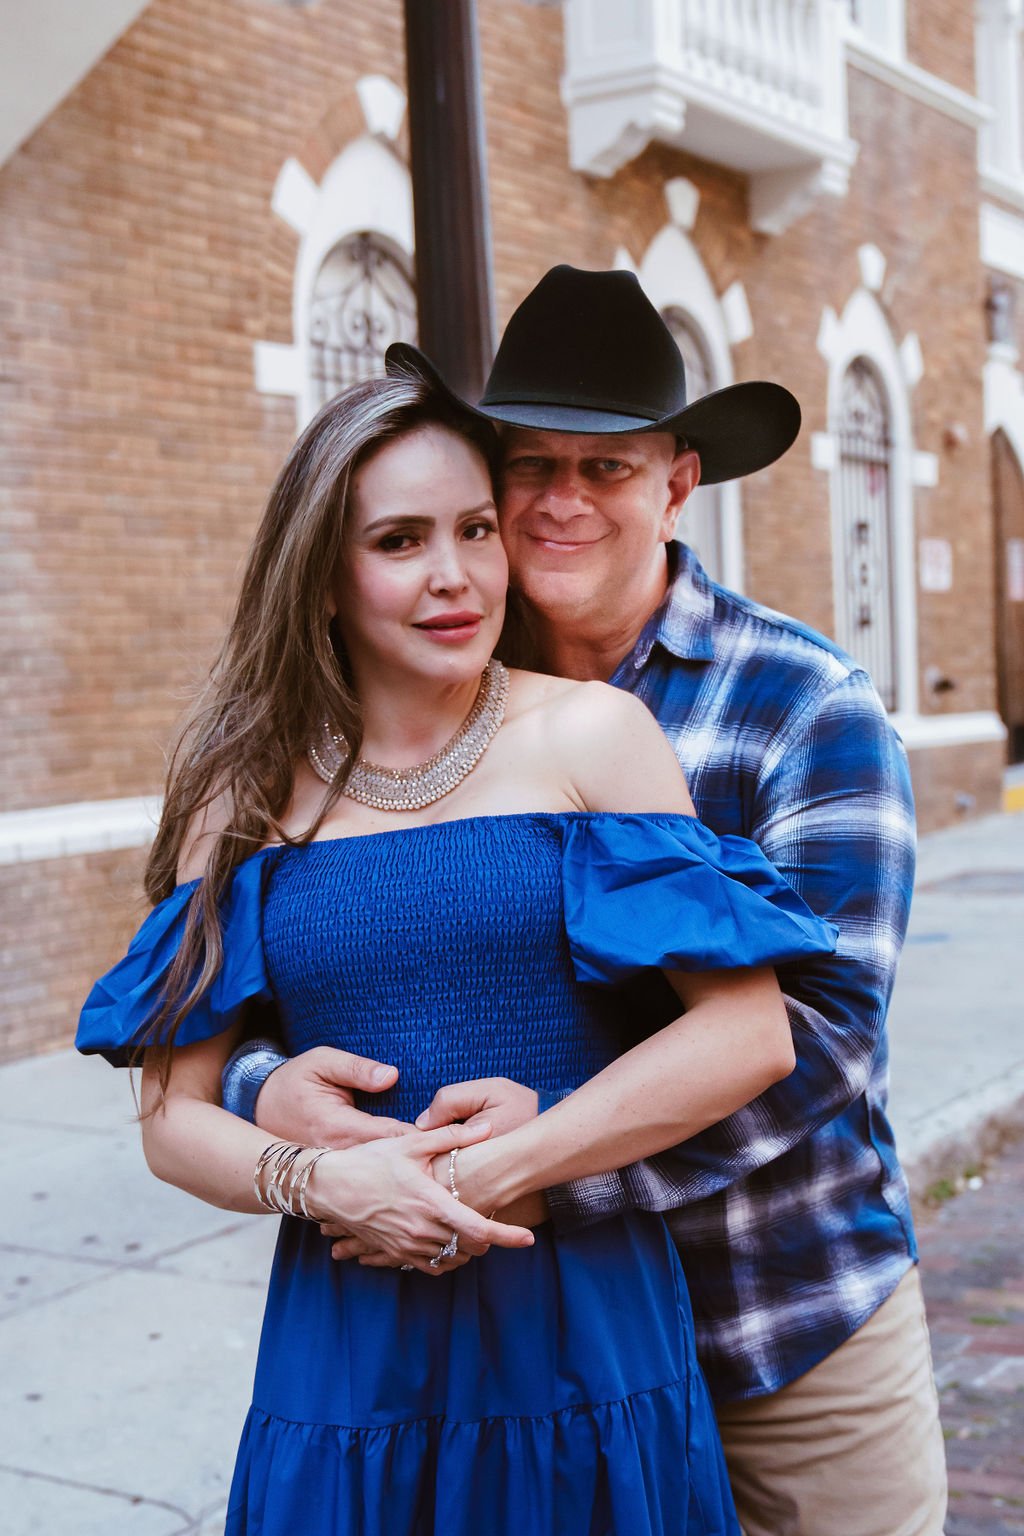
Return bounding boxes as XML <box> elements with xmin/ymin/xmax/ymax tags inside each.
<box><xmin>262</xmin><ymin>816</ymin><xmax>658</xmax><ymax>1123</ymax></box>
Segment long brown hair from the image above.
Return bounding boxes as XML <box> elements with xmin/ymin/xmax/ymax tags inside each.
<box><xmin>142</xmin><ymin>369</ymin><xmax>500</xmax><ymax>1072</ymax></box>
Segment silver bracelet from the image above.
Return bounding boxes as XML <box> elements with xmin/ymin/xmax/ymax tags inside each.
<box><xmin>253</xmin><ymin>1141</ymin><xmax>331</xmax><ymax>1221</ymax></box>
<box><xmin>253</xmin><ymin>1140</ymin><xmax>290</xmax><ymax>1210</ymax></box>
<box><xmin>429</xmin><ymin>1149</ymin><xmax>462</xmax><ymax>1267</ymax></box>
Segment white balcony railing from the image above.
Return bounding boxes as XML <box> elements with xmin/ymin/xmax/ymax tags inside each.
<box><xmin>563</xmin><ymin>0</ymin><xmax>858</xmax><ymax>234</ymax></box>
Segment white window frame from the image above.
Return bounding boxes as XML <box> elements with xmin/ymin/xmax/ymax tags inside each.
<box><xmin>636</xmin><ymin>223</ymin><xmax>745</xmax><ymax>592</ymax></box>
<box><xmin>819</xmin><ymin>285</ymin><xmax>919</xmax><ymax>716</ymax></box>
<box><xmin>845</xmin><ymin>0</ymin><xmax>906</xmax><ymax>60</ymax></box>
<box><xmin>293</xmin><ymin>137</ymin><xmax>414</xmax><ymax>428</ymax></box>
<box><xmin>976</xmin><ymin>0</ymin><xmax>1024</xmax><ymax>201</ymax></box>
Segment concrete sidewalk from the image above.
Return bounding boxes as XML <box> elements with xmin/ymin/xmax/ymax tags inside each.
<box><xmin>2</xmin><ymin>809</ymin><xmax>1022</xmax><ymax>1535</ymax></box>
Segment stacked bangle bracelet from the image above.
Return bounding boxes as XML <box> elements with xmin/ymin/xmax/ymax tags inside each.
<box><xmin>253</xmin><ymin>1140</ymin><xmax>333</xmax><ymax>1221</ymax></box>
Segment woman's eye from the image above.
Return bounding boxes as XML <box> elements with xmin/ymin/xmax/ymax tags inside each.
<box><xmin>377</xmin><ymin>532</ymin><xmax>417</xmax><ymax>552</ymax></box>
<box><xmin>463</xmin><ymin>520</ymin><xmax>497</xmax><ymax>541</ymax></box>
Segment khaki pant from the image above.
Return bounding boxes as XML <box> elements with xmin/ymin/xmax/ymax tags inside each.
<box><xmin>715</xmin><ymin>1268</ymin><xmax>948</xmax><ymax>1536</ymax></box>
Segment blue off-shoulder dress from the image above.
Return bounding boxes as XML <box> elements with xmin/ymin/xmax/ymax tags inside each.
<box><xmin>78</xmin><ymin>812</ymin><xmax>838</xmax><ymax>1536</ymax></box>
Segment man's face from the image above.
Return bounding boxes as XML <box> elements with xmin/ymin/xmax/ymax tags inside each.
<box><xmin>497</xmin><ymin>427</ymin><xmax>699</xmax><ymax>627</ymax></box>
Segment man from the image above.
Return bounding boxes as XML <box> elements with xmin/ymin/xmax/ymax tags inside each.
<box><xmin>223</xmin><ymin>267</ymin><xmax>946</xmax><ymax>1534</ymax></box>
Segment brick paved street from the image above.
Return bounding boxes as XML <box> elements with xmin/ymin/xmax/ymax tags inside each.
<box><xmin>919</xmin><ymin>1136</ymin><xmax>1024</xmax><ymax>1535</ymax></box>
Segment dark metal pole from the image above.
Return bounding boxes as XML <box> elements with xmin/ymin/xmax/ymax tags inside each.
<box><xmin>403</xmin><ymin>0</ymin><xmax>496</xmax><ymax>398</ymax></box>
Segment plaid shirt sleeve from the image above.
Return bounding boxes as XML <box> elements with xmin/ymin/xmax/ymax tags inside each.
<box><xmin>544</xmin><ymin>668</ymin><xmax>917</xmax><ymax>1229</ymax></box>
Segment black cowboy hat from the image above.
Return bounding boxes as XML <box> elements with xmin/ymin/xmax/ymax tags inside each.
<box><xmin>385</xmin><ymin>264</ymin><xmax>800</xmax><ymax>486</ymax></box>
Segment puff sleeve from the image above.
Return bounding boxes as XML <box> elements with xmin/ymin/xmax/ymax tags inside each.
<box><xmin>76</xmin><ymin>850</ymin><xmax>279</xmax><ymax>1067</ymax></box>
<box><xmin>560</xmin><ymin>813</ymin><xmax>838</xmax><ymax>984</ymax></box>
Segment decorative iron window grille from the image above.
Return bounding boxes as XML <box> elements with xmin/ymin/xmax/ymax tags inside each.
<box><xmin>662</xmin><ymin>306</ymin><xmax>724</xmax><ymax>582</ymax></box>
<box><xmin>308</xmin><ymin>234</ymin><xmax>417</xmax><ymax>409</ymax></box>
<box><xmin>835</xmin><ymin>358</ymin><xmax>897</xmax><ymax>709</ymax></box>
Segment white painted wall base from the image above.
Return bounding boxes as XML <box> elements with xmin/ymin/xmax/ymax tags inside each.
<box><xmin>890</xmin><ymin>711</ymin><xmax>1007</xmax><ymax>751</ymax></box>
<box><xmin>0</xmin><ymin>797</ymin><xmax>161</xmax><ymax>866</ymax></box>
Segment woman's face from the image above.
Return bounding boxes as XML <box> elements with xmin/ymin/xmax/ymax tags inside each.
<box><xmin>334</xmin><ymin>424</ymin><xmax>508</xmax><ymax>693</ymax></box>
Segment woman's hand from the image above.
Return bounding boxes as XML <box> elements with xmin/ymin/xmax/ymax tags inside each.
<box><xmin>415</xmin><ymin>1076</ymin><xmax>540</xmax><ymax>1138</ymax></box>
<box><xmin>313</xmin><ymin>1120</ymin><xmax>534</xmax><ymax>1277</ymax></box>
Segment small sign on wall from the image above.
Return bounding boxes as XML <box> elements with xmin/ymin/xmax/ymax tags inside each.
<box><xmin>1008</xmin><ymin>538</ymin><xmax>1024</xmax><ymax>603</ymax></box>
<box><xmin>919</xmin><ymin>537</ymin><xmax>953</xmax><ymax>593</ymax></box>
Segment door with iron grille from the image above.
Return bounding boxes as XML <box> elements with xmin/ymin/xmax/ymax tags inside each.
<box><xmin>308</xmin><ymin>233</ymin><xmax>417</xmax><ymax>409</ymax></box>
<box><xmin>834</xmin><ymin>358</ymin><xmax>898</xmax><ymax>708</ymax></box>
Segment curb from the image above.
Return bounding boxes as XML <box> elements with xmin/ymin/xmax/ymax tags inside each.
<box><xmin>900</xmin><ymin>1061</ymin><xmax>1024</xmax><ymax>1199</ymax></box>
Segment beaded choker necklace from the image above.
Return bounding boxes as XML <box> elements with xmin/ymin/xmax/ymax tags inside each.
<box><xmin>307</xmin><ymin>659</ymin><xmax>510</xmax><ymax>811</ymax></box>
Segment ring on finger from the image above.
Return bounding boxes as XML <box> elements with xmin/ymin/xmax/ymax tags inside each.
<box><xmin>429</xmin><ymin>1231</ymin><xmax>459</xmax><ymax>1268</ymax></box>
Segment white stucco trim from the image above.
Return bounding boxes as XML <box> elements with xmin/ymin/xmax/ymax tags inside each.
<box><xmin>816</xmin><ymin>284</ymin><xmax>924</xmax><ymax>716</ymax></box>
<box><xmin>890</xmin><ymin>711</ymin><xmax>1007</xmax><ymax>750</ymax></box>
<box><xmin>845</xmin><ymin>36</ymin><xmax>990</xmax><ymax>129</ymax></box>
<box><xmin>911</xmin><ymin>450</ymin><xmax>939</xmax><ymax>488</ymax></box>
<box><xmin>356</xmin><ymin>74</ymin><xmax>407</xmax><ymax>142</ymax></box>
<box><xmin>899</xmin><ymin>332</ymin><xmax>924</xmax><ymax>389</ymax></box>
<box><xmin>720</xmin><ymin>282</ymin><xmax>753</xmax><ymax>346</ymax></box>
<box><xmin>271</xmin><ymin>156</ymin><xmax>320</xmax><ymax>237</ymax></box>
<box><xmin>810</xmin><ymin>432</ymin><xmax>837</xmax><ymax>472</ymax></box>
<box><xmin>254</xmin><ymin>341</ymin><xmax>303</xmax><ymax>397</ymax></box>
<box><xmin>981</xmin><ymin>201</ymin><xmax>1024</xmax><ymax>282</ymax></box>
<box><xmin>983</xmin><ymin>339</ymin><xmax>1024</xmax><ymax>475</ymax></box>
<box><xmin>0</xmin><ymin>796</ymin><xmax>161</xmax><ymax>866</ymax></box>
<box><xmin>664</xmin><ymin>177</ymin><xmax>700</xmax><ymax>232</ymax></box>
<box><xmin>638</xmin><ymin>223</ymin><xmax>743</xmax><ymax>591</ymax></box>
<box><xmin>857</xmin><ymin>242</ymin><xmax>886</xmax><ymax>293</ymax></box>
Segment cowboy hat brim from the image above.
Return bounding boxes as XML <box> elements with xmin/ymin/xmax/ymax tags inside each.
<box><xmin>385</xmin><ymin>343</ymin><xmax>800</xmax><ymax>486</ymax></box>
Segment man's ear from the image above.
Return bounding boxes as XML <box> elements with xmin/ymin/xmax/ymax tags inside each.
<box><xmin>663</xmin><ymin>447</ymin><xmax>701</xmax><ymax>537</ymax></box>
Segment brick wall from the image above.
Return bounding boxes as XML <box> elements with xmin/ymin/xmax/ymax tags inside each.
<box><xmin>0</xmin><ymin>0</ymin><xmax>1006</xmax><ymax>1058</ymax></box>
<box><xmin>0</xmin><ymin>847</ymin><xmax>149</xmax><ymax>1061</ymax></box>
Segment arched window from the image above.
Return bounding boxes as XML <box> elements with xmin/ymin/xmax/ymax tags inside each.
<box><xmin>835</xmin><ymin>358</ymin><xmax>897</xmax><ymax>708</ymax></box>
<box><xmin>308</xmin><ymin>232</ymin><xmax>417</xmax><ymax>409</ymax></box>
<box><xmin>662</xmin><ymin>306</ymin><xmax>723</xmax><ymax>580</ymax></box>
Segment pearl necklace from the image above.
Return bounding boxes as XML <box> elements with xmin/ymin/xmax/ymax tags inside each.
<box><xmin>307</xmin><ymin>659</ymin><xmax>510</xmax><ymax>811</ymax></box>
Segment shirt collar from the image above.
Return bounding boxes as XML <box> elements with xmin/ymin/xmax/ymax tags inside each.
<box><xmin>620</xmin><ymin>541</ymin><xmax>717</xmax><ymax>675</ymax></box>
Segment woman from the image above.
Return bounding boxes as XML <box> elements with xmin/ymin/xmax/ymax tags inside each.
<box><xmin>78</xmin><ymin>368</ymin><xmax>837</xmax><ymax>1536</ymax></box>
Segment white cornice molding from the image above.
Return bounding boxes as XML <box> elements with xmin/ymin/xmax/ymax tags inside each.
<box><xmin>891</xmin><ymin>711</ymin><xmax>1007</xmax><ymax>750</ymax></box>
<box><xmin>980</xmin><ymin>165</ymin><xmax>1024</xmax><ymax>215</ymax></box>
<box><xmin>846</xmin><ymin>38</ymin><xmax>991</xmax><ymax>129</ymax></box>
<box><xmin>0</xmin><ymin>796</ymin><xmax>161</xmax><ymax>866</ymax></box>
<box><xmin>981</xmin><ymin>201</ymin><xmax>1024</xmax><ymax>281</ymax></box>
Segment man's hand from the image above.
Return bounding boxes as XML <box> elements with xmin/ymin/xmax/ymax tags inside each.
<box><xmin>254</xmin><ymin>1046</ymin><xmax>413</xmax><ymax>1149</ymax></box>
<box><xmin>414</xmin><ymin>1076</ymin><xmax>540</xmax><ymax>1138</ymax></box>
<box><xmin>313</xmin><ymin>1121</ymin><xmax>536</xmax><ymax>1276</ymax></box>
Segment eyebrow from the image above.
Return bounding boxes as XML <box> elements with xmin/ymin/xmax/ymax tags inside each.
<box><xmin>361</xmin><ymin>500</ymin><xmax>496</xmax><ymax>534</ymax></box>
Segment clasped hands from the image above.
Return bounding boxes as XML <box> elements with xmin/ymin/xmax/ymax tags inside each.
<box><xmin>253</xmin><ymin>1047</ymin><xmax>547</xmax><ymax>1277</ymax></box>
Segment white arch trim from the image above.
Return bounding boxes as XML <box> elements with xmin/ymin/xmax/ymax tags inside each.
<box><xmin>984</xmin><ymin>339</ymin><xmax>1024</xmax><ymax>471</ymax></box>
<box><xmin>254</xmin><ymin>127</ymin><xmax>414</xmax><ymax>426</ymax></box>
<box><xmin>816</xmin><ymin>285</ymin><xmax>921</xmax><ymax>716</ymax></box>
<box><xmin>637</xmin><ymin>224</ymin><xmax>744</xmax><ymax>591</ymax></box>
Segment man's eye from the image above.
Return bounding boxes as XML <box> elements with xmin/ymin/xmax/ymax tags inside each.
<box><xmin>595</xmin><ymin>459</ymin><xmax>628</xmax><ymax>474</ymax></box>
<box><xmin>505</xmin><ymin>456</ymin><xmax>547</xmax><ymax>473</ymax></box>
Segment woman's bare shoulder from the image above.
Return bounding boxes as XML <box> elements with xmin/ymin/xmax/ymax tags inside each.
<box><xmin>176</xmin><ymin>787</ymin><xmax>235</xmax><ymax>884</ymax></box>
<box><xmin>506</xmin><ymin>670</ymin><xmax>692</xmax><ymax>815</ymax></box>
<box><xmin>507</xmin><ymin>669</ymin><xmax>653</xmax><ymax>738</ymax></box>
<box><xmin>506</xmin><ymin>668</ymin><xmax>643</xmax><ymax>726</ymax></box>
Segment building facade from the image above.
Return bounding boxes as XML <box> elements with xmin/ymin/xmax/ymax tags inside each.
<box><xmin>0</xmin><ymin>0</ymin><xmax>1018</xmax><ymax>1059</ymax></box>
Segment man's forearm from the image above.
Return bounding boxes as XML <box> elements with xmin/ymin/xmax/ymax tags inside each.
<box><xmin>222</xmin><ymin>1037</ymin><xmax>288</xmax><ymax>1120</ymax></box>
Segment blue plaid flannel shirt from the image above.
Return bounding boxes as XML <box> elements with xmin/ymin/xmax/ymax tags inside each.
<box><xmin>223</xmin><ymin>542</ymin><xmax>918</xmax><ymax>1403</ymax></box>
